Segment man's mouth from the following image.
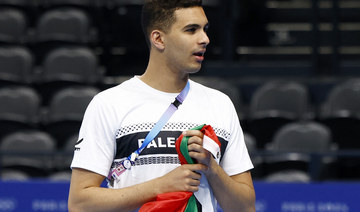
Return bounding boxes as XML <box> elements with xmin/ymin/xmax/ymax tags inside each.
<box><xmin>193</xmin><ymin>52</ymin><xmax>204</xmax><ymax>56</ymax></box>
<box><xmin>193</xmin><ymin>51</ymin><xmax>205</xmax><ymax>62</ymax></box>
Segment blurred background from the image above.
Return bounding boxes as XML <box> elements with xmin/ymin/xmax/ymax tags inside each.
<box><xmin>0</xmin><ymin>0</ymin><xmax>360</xmax><ymax>211</ymax></box>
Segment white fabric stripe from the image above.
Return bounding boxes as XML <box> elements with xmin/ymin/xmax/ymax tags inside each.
<box><xmin>203</xmin><ymin>134</ymin><xmax>221</xmax><ymax>164</ymax></box>
<box><xmin>194</xmin><ymin>133</ymin><xmax>221</xmax><ymax>212</ymax></box>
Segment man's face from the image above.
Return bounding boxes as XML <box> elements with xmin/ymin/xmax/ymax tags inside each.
<box><xmin>163</xmin><ymin>6</ymin><xmax>210</xmax><ymax>74</ymax></box>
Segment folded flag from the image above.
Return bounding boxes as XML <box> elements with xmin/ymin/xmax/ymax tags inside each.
<box><xmin>139</xmin><ymin>124</ymin><xmax>221</xmax><ymax>212</ymax></box>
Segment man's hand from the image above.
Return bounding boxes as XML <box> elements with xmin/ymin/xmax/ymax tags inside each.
<box><xmin>158</xmin><ymin>163</ymin><xmax>207</xmax><ymax>193</ymax></box>
<box><xmin>183</xmin><ymin>130</ymin><xmax>213</xmax><ymax>167</ymax></box>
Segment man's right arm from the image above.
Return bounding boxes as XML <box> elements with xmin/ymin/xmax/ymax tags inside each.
<box><xmin>68</xmin><ymin>164</ymin><xmax>206</xmax><ymax>212</ymax></box>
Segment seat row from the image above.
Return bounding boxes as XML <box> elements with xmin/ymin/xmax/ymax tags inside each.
<box><xmin>193</xmin><ymin>77</ymin><xmax>360</xmax><ymax>151</ymax></box>
<box><xmin>0</xmin><ymin>46</ymin><xmax>105</xmax><ymax>88</ymax></box>
<box><xmin>0</xmin><ymin>85</ymin><xmax>99</xmax><ymax>148</ymax></box>
<box><xmin>1</xmin><ymin>77</ymin><xmax>360</xmax><ymax>149</ymax></box>
<box><xmin>244</xmin><ymin>121</ymin><xmax>360</xmax><ymax>181</ymax></box>
<box><xmin>0</xmin><ymin>129</ymin><xmax>76</xmax><ymax>179</ymax></box>
<box><xmin>1</xmin><ymin>120</ymin><xmax>359</xmax><ymax>181</ymax></box>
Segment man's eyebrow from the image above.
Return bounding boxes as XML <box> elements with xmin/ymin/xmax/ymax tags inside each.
<box><xmin>183</xmin><ymin>23</ymin><xmax>209</xmax><ymax>30</ymax></box>
<box><xmin>183</xmin><ymin>24</ymin><xmax>201</xmax><ymax>30</ymax></box>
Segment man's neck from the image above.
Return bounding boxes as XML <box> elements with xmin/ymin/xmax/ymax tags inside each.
<box><xmin>139</xmin><ymin>60</ymin><xmax>189</xmax><ymax>93</ymax></box>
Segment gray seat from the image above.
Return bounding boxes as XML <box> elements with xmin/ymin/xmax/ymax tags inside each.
<box><xmin>44</xmin><ymin>86</ymin><xmax>99</xmax><ymax>147</ymax></box>
<box><xmin>249</xmin><ymin>80</ymin><xmax>312</xmax><ymax>148</ymax></box>
<box><xmin>265</xmin><ymin>121</ymin><xmax>335</xmax><ymax>180</ymax></box>
<box><xmin>47</xmin><ymin>86</ymin><xmax>99</xmax><ymax>123</ymax></box>
<box><xmin>41</xmin><ymin>47</ymin><xmax>102</xmax><ymax>84</ymax></box>
<box><xmin>0</xmin><ymin>46</ymin><xmax>33</xmax><ymax>84</ymax></box>
<box><xmin>322</xmin><ymin>79</ymin><xmax>360</xmax><ymax>118</ymax></box>
<box><xmin>269</xmin><ymin>121</ymin><xmax>333</xmax><ymax>153</ymax></box>
<box><xmin>320</xmin><ymin>78</ymin><xmax>360</xmax><ymax>149</ymax></box>
<box><xmin>36</xmin><ymin>8</ymin><xmax>94</xmax><ymax>43</ymax></box>
<box><xmin>0</xmin><ymin>8</ymin><xmax>27</xmax><ymax>44</ymax></box>
<box><xmin>0</xmin><ymin>86</ymin><xmax>40</xmax><ymax>124</ymax></box>
<box><xmin>36</xmin><ymin>46</ymin><xmax>103</xmax><ymax>105</ymax></box>
<box><xmin>320</xmin><ymin>79</ymin><xmax>360</xmax><ymax>179</ymax></box>
<box><xmin>250</xmin><ymin>80</ymin><xmax>310</xmax><ymax>120</ymax></box>
<box><xmin>0</xmin><ymin>86</ymin><xmax>41</xmax><ymax>138</ymax></box>
<box><xmin>0</xmin><ymin>130</ymin><xmax>56</xmax><ymax>177</ymax></box>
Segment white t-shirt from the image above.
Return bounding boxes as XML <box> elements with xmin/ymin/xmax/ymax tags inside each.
<box><xmin>71</xmin><ymin>76</ymin><xmax>253</xmax><ymax>210</ymax></box>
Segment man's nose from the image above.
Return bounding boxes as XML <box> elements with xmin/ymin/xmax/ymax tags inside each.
<box><xmin>199</xmin><ymin>31</ymin><xmax>210</xmax><ymax>46</ymax></box>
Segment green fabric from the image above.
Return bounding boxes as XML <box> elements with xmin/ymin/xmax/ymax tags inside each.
<box><xmin>180</xmin><ymin>124</ymin><xmax>204</xmax><ymax>212</ymax></box>
<box><xmin>180</xmin><ymin>124</ymin><xmax>205</xmax><ymax>164</ymax></box>
<box><xmin>184</xmin><ymin>194</ymin><xmax>198</xmax><ymax>212</ymax></box>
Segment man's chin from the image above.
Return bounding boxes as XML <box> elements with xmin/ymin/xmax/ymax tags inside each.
<box><xmin>188</xmin><ymin>64</ymin><xmax>202</xmax><ymax>74</ymax></box>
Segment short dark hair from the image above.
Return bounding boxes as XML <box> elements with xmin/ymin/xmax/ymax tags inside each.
<box><xmin>141</xmin><ymin>0</ymin><xmax>203</xmax><ymax>47</ymax></box>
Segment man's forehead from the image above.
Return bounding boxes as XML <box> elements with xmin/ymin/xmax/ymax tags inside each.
<box><xmin>173</xmin><ymin>7</ymin><xmax>208</xmax><ymax>27</ymax></box>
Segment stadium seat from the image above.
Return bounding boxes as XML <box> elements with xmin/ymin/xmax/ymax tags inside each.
<box><xmin>39</xmin><ymin>46</ymin><xmax>102</xmax><ymax>84</ymax></box>
<box><xmin>0</xmin><ymin>130</ymin><xmax>56</xmax><ymax>177</ymax></box>
<box><xmin>0</xmin><ymin>46</ymin><xmax>34</xmax><ymax>85</ymax></box>
<box><xmin>320</xmin><ymin>78</ymin><xmax>360</xmax><ymax>149</ymax></box>
<box><xmin>35</xmin><ymin>46</ymin><xmax>103</xmax><ymax>103</ymax></box>
<box><xmin>268</xmin><ymin>121</ymin><xmax>333</xmax><ymax>152</ymax></box>
<box><xmin>319</xmin><ymin>79</ymin><xmax>360</xmax><ymax>180</ymax></box>
<box><xmin>264</xmin><ymin>121</ymin><xmax>336</xmax><ymax>180</ymax></box>
<box><xmin>0</xmin><ymin>7</ymin><xmax>28</xmax><ymax>44</ymax></box>
<box><xmin>248</xmin><ymin>80</ymin><xmax>312</xmax><ymax>148</ymax></box>
<box><xmin>43</xmin><ymin>86</ymin><xmax>99</xmax><ymax>147</ymax></box>
<box><xmin>0</xmin><ymin>86</ymin><xmax>41</xmax><ymax>139</ymax></box>
<box><xmin>35</xmin><ymin>7</ymin><xmax>95</xmax><ymax>44</ymax></box>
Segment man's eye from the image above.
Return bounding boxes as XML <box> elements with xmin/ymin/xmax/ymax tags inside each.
<box><xmin>186</xmin><ymin>28</ymin><xmax>196</xmax><ymax>33</ymax></box>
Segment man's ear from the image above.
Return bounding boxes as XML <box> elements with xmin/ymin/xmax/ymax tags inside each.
<box><xmin>150</xmin><ymin>30</ymin><xmax>165</xmax><ymax>51</ymax></box>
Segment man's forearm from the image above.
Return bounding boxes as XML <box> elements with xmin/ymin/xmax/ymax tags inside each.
<box><xmin>68</xmin><ymin>169</ymin><xmax>164</xmax><ymax>212</ymax></box>
<box><xmin>205</xmin><ymin>159</ymin><xmax>256</xmax><ymax>212</ymax></box>
<box><xmin>68</xmin><ymin>164</ymin><xmax>206</xmax><ymax>212</ymax></box>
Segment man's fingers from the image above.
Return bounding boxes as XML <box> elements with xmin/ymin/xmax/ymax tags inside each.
<box><xmin>182</xmin><ymin>130</ymin><xmax>203</xmax><ymax>138</ymax></box>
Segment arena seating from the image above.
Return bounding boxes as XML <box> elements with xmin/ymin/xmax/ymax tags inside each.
<box><xmin>0</xmin><ymin>0</ymin><xmax>359</xmax><ymax>182</ymax></box>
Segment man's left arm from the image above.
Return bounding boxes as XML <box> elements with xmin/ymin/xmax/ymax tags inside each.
<box><xmin>185</xmin><ymin>130</ymin><xmax>256</xmax><ymax>212</ymax></box>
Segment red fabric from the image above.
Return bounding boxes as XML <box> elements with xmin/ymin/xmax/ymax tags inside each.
<box><xmin>201</xmin><ymin>125</ymin><xmax>222</xmax><ymax>148</ymax></box>
<box><xmin>140</xmin><ymin>125</ymin><xmax>220</xmax><ymax>211</ymax></box>
<box><xmin>139</xmin><ymin>192</ymin><xmax>193</xmax><ymax>212</ymax></box>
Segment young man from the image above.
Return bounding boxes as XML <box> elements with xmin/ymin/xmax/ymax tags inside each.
<box><xmin>68</xmin><ymin>0</ymin><xmax>256</xmax><ymax>211</ymax></box>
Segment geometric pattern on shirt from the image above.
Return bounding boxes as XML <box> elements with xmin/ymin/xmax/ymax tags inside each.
<box><xmin>112</xmin><ymin>155</ymin><xmax>180</xmax><ymax>168</ymax></box>
<box><xmin>135</xmin><ymin>155</ymin><xmax>180</xmax><ymax>166</ymax></box>
<box><xmin>115</xmin><ymin>122</ymin><xmax>231</xmax><ymax>140</ymax></box>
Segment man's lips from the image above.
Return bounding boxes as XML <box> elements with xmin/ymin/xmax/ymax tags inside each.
<box><xmin>193</xmin><ymin>51</ymin><xmax>206</xmax><ymax>62</ymax></box>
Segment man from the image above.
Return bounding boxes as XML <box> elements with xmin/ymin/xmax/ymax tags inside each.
<box><xmin>68</xmin><ymin>0</ymin><xmax>256</xmax><ymax>211</ymax></box>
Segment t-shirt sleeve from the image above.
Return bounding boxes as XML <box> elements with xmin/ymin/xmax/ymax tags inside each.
<box><xmin>70</xmin><ymin>95</ymin><xmax>117</xmax><ymax>177</ymax></box>
<box><xmin>220</xmin><ymin>98</ymin><xmax>253</xmax><ymax>176</ymax></box>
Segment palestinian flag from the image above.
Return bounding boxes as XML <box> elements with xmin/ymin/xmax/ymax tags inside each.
<box><xmin>139</xmin><ymin>125</ymin><xmax>221</xmax><ymax>212</ymax></box>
